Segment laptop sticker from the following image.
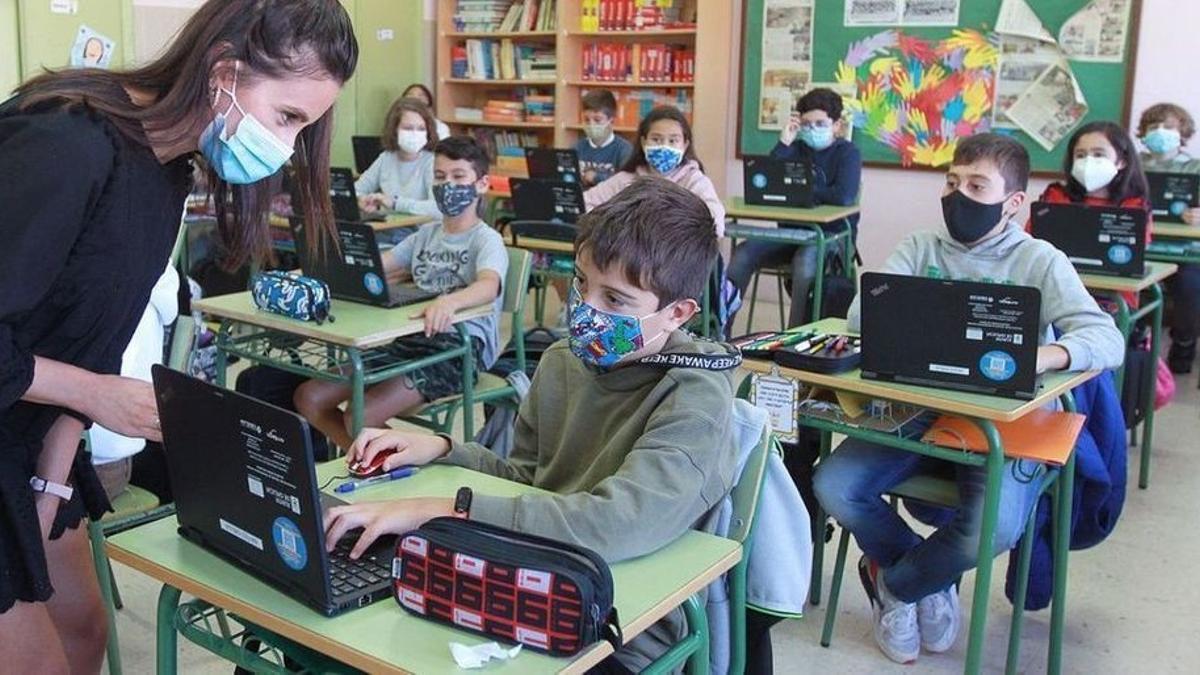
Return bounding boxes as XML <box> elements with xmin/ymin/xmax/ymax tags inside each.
<box><xmin>272</xmin><ymin>516</ymin><xmax>308</xmax><ymax>571</ymax></box>
<box><xmin>752</xmin><ymin>173</ymin><xmax>768</xmax><ymax>189</ymax></box>
<box><xmin>1107</xmin><ymin>244</ymin><xmax>1132</xmax><ymax>265</ymax></box>
<box><xmin>980</xmin><ymin>350</ymin><xmax>1017</xmax><ymax>382</ymax></box>
<box><xmin>364</xmin><ymin>272</ymin><xmax>385</xmax><ymax>296</ymax></box>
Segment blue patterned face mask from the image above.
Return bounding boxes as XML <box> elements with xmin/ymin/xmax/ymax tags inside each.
<box><xmin>199</xmin><ymin>63</ymin><xmax>294</xmax><ymax>185</ymax></box>
<box><xmin>567</xmin><ymin>281</ymin><xmax>669</xmax><ymax>369</ymax></box>
<box><xmin>644</xmin><ymin>144</ymin><xmax>684</xmax><ymax>173</ymax></box>
<box><xmin>432</xmin><ymin>181</ymin><xmax>478</xmax><ymax>217</ymax></box>
<box><xmin>799</xmin><ymin>125</ymin><xmax>835</xmax><ymax>150</ymax></box>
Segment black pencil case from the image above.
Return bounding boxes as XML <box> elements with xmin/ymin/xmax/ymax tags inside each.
<box><xmin>392</xmin><ymin>517</ymin><xmax>622</xmax><ymax>656</ymax></box>
<box><xmin>772</xmin><ymin>334</ymin><xmax>862</xmax><ymax>374</ymax></box>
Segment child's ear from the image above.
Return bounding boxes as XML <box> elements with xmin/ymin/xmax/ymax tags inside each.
<box><xmin>475</xmin><ymin>174</ymin><xmax>490</xmax><ymax>195</ymax></box>
<box><xmin>666</xmin><ymin>298</ymin><xmax>700</xmax><ymax>329</ymax></box>
<box><xmin>1005</xmin><ymin>190</ymin><xmax>1028</xmax><ymax>214</ymax></box>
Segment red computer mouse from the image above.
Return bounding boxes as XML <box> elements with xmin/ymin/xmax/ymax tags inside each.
<box><xmin>348</xmin><ymin>448</ymin><xmax>398</xmax><ymax>478</ymax></box>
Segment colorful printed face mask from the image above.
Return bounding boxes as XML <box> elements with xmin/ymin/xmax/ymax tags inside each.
<box><xmin>643</xmin><ymin>144</ymin><xmax>684</xmax><ymax>173</ymax></box>
<box><xmin>432</xmin><ymin>181</ymin><xmax>478</xmax><ymax>217</ymax></box>
<box><xmin>567</xmin><ymin>281</ymin><xmax>669</xmax><ymax>369</ymax></box>
<box><xmin>199</xmin><ymin>63</ymin><xmax>294</xmax><ymax>185</ymax></box>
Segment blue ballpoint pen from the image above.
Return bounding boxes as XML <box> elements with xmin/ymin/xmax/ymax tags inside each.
<box><xmin>334</xmin><ymin>467</ymin><xmax>420</xmax><ymax>493</ymax></box>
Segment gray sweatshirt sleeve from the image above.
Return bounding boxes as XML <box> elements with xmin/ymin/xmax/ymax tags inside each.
<box><xmin>847</xmin><ymin>234</ymin><xmax>922</xmax><ymax>332</ymax></box>
<box><xmin>354</xmin><ymin>154</ymin><xmax>383</xmax><ymax>195</ymax></box>
<box><xmin>1039</xmin><ymin>249</ymin><xmax>1125</xmax><ymax>372</ymax></box>
<box><xmin>465</xmin><ymin>401</ymin><xmax>733</xmax><ymax>563</ymax></box>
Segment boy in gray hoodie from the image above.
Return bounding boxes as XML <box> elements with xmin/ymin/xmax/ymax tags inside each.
<box><xmin>814</xmin><ymin>133</ymin><xmax>1124</xmax><ymax>665</ymax></box>
<box><xmin>323</xmin><ymin>176</ymin><xmax>741</xmax><ymax>672</ymax></box>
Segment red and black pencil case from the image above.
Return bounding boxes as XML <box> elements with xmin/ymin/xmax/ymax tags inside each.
<box><xmin>392</xmin><ymin>517</ymin><xmax>622</xmax><ymax>656</ymax></box>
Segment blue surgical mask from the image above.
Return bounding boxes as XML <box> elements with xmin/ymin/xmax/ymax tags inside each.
<box><xmin>1143</xmin><ymin>127</ymin><xmax>1181</xmax><ymax>155</ymax></box>
<box><xmin>432</xmin><ymin>181</ymin><xmax>478</xmax><ymax>217</ymax></box>
<box><xmin>199</xmin><ymin>64</ymin><xmax>294</xmax><ymax>185</ymax></box>
<box><xmin>799</xmin><ymin>125</ymin><xmax>835</xmax><ymax>150</ymax></box>
<box><xmin>644</xmin><ymin>144</ymin><xmax>684</xmax><ymax>173</ymax></box>
<box><xmin>568</xmin><ymin>281</ymin><xmax>669</xmax><ymax>369</ymax></box>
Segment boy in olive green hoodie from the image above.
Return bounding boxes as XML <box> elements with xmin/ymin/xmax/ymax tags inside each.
<box><xmin>324</xmin><ymin>176</ymin><xmax>741</xmax><ymax>672</ymax></box>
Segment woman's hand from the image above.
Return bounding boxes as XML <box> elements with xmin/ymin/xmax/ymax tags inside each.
<box><xmin>81</xmin><ymin>375</ymin><xmax>162</xmax><ymax>442</ymax></box>
<box><xmin>323</xmin><ymin>498</ymin><xmax>454</xmax><ymax>559</ymax></box>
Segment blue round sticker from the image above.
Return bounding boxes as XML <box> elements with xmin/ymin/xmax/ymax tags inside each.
<box><xmin>272</xmin><ymin>517</ymin><xmax>308</xmax><ymax>571</ymax></box>
<box><xmin>363</xmin><ymin>272</ymin><xmax>385</xmax><ymax>296</ymax></box>
<box><xmin>1107</xmin><ymin>244</ymin><xmax>1133</xmax><ymax>265</ymax></box>
<box><xmin>563</xmin><ymin>173</ymin><xmax>576</xmax><ymax>183</ymax></box>
<box><xmin>980</xmin><ymin>350</ymin><xmax>1017</xmax><ymax>382</ymax></box>
<box><xmin>1170</xmin><ymin>200</ymin><xmax>1188</xmax><ymax>217</ymax></box>
<box><xmin>751</xmin><ymin>173</ymin><xmax>768</xmax><ymax>189</ymax></box>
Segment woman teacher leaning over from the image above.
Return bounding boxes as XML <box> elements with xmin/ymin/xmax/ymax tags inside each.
<box><xmin>0</xmin><ymin>0</ymin><xmax>357</xmax><ymax>670</ymax></box>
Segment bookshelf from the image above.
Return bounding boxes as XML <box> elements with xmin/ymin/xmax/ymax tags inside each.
<box><xmin>435</xmin><ymin>0</ymin><xmax>735</xmax><ymax>190</ymax></box>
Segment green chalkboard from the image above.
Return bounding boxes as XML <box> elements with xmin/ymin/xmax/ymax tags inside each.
<box><xmin>738</xmin><ymin>0</ymin><xmax>1142</xmax><ymax>173</ymax></box>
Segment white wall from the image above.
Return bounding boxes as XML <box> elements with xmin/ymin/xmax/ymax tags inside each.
<box><xmin>726</xmin><ymin>0</ymin><xmax>1198</xmax><ymax>269</ymax></box>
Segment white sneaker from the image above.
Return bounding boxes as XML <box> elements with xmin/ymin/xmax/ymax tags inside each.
<box><xmin>917</xmin><ymin>586</ymin><xmax>961</xmax><ymax>653</ymax></box>
<box><xmin>858</xmin><ymin>556</ymin><xmax>920</xmax><ymax>664</ymax></box>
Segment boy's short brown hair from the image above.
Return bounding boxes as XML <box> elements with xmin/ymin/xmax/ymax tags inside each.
<box><xmin>581</xmin><ymin>90</ymin><xmax>618</xmax><ymax>119</ymax></box>
<box><xmin>952</xmin><ymin>133</ymin><xmax>1031</xmax><ymax>193</ymax></box>
<box><xmin>575</xmin><ymin>176</ymin><xmax>717</xmax><ymax>308</ymax></box>
<box><xmin>1137</xmin><ymin>103</ymin><xmax>1196</xmax><ymax>142</ymax></box>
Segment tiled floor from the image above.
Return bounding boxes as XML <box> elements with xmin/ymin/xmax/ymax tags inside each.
<box><xmin>103</xmin><ymin>295</ymin><xmax>1200</xmax><ymax>673</ymax></box>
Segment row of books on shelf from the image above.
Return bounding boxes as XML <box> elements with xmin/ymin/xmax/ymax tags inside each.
<box><xmin>580</xmin><ymin>0</ymin><xmax>695</xmax><ymax>32</ymax></box>
<box><xmin>467</xmin><ymin>128</ymin><xmax>541</xmax><ymax>162</ymax></box>
<box><xmin>581</xmin><ymin>42</ymin><xmax>695</xmax><ymax>83</ymax></box>
<box><xmin>454</xmin><ymin>96</ymin><xmax>556</xmax><ymax>124</ymax></box>
<box><xmin>452</xmin><ymin>39</ymin><xmax>556</xmax><ymax>81</ymax></box>
<box><xmin>453</xmin><ymin>0</ymin><xmax>555</xmax><ymax>33</ymax></box>
<box><xmin>591</xmin><ymin>88</ymin><xmax>692</xmax><ymax>128</ymax></box>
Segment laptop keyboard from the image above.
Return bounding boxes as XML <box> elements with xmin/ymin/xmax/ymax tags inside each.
<box><xmin>329</xmin><ymin>537</ymin><xmax>392</xmax><ymax>598</ymax></box>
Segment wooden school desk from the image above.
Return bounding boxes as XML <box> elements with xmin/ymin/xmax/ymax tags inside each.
<box><xmin>1146</xmin><ymin>222</ymin><xmax>1200</xmax><ymax>266</ymax></box>
<box><xmin>1077</xmin><ymin>261</ymin><xmax>1176</xmax><ymax>488</ymax></box>
<box><xmin>723</xmin><ymin>198</ymin><xmax>861</xmax><ymax>323</ymax></box>
<box><xmin>742</xmin><ymin>318</ymin><xmax>1097</xmax><ymax>675</ymax></box>
<box><xmin>106</xmin><ymin>464</ymin><xmax>741</xmax><ymax>675</ymax></box>
<box><xmin>192</xmin><ymin>292</ymin><xmax>490</xmax><ymax>441</ymax></box>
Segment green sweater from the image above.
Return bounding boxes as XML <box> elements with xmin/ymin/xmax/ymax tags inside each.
<box><xmin>441</xmin><ymin>331</ymin><xmax>741</xmax><ymax>669</ymax></box>
<box><xmin>1140</xmin><ymin>150</ymin><xmax>1200</xmax><ymax>174</ymax></box>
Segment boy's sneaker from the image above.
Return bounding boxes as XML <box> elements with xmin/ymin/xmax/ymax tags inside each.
<box><xmin>858</xmin><ymin>556</ymin><xmax>919</xmax><ymax>664</ymax></box>
<box><xmin>1168</xmin><ymin>339</ymin><xmax>1195</xmax><ymax>374</ymax></box>
<box><xmin>917</xmin><ymin>585</ymin><xmax>961</xmax><ymax>653</ymax></box>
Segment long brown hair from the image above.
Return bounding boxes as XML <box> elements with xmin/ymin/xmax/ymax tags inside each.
<box><xmin>381</xmin><ymin>97</ymin><xmax>437</xmax><ymax>153</ymax></box>
<box><xmin>16</xmin><ymin>0</ymin><xmax>358</xmax><ymax>269</ymax></box>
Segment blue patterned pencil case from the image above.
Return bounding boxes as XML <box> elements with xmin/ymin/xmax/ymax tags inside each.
<box><xmin>250</xmin><ymin>271</ymin><xmax>333</xmax><ymax>324</ymax></box>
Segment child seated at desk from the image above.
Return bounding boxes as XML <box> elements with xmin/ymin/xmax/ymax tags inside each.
<box><xmin>355</xmin><ymin>97</ymin><xmax>441</xmax><ymax>219</ymax></box>
<box><xmin>584</xmin><ymin>105</ymin><xmax>725</xmax><ymax>237</ymax></box>
<box><xmin>814</xmin><ymin>133</ymin><xmax>1123</xmax><ymax>665</ymax></box>
<box><xmin>294</xmin><ymin>137</ymin><xmax>507</xmax><ymax>450</ymax></box>
<box><xmin>575</xmin><ymin>89</ymin><xmax>633</xmax><ymax>188</ymax></box>
<box><xmin>727</xmin><ymin>87</ymin><xmax>862</xmax><ymax>328</ymax></box>
<box><xmin>323</xmin><ymin>177</ymin><xmax>741</xmax><ymax>673</ymax></box>
<box><xmin>1136</xmin><ymin>103</ymin><xmax>1200</xmax><ymax>372</ymax></box>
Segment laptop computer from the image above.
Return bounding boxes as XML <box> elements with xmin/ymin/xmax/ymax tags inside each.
<box><xmin>152</xmin><ymin>365</ymin><xmax>393</xmax><ymax>617</ymax></box>
<box><xmin>351</xmin><ymin>135</ymin><xmax>383</xmax><ymax>174</ymax></box>
<box><xmin>330</xmin><ymin>167</ymin><xmax>385</xmax><ymax>223</ymax></box>
<box><xmin>859</xmin><ymin>273</ymin><xmax>1042</xmax><ymax>400</ymax></box>
<box><xmin>510</xmin><ymin>178</ymin><xmax>586</xmax><ymax>229</ymax></box>
<box><xmin>524</xmin><ymin>148</ymin><xmax>581</xmax><ymax>184</ymax></box>
<box><xmin>743</xmin><ymin>155</ymin><xmax>816</xmax><ymax>208</ymax></box>
<box><xmin>291</xmin><ymin>218</ymin><xmax>438</xmax><ymax>308</ymax></box>
<box><xmin>1030</xmin><ymin>201</ymin><xmax>1147</xmax><ymax>277</ymax></box>
<box><xmin>1145</xmin><ymin>170</ymin><xmax>1200</xmax><ymax>224</ymax></box>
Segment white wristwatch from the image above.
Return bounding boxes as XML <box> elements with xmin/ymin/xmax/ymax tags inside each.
<box><xmin>29</xmin><ymin>476</ymin><xmax>74</xmax><ymax>501</ymax></box>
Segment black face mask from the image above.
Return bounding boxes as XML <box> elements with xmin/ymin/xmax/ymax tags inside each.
<box><xmin>941</xmin><ymin>190</ymin><xmax>1010</xmax><ymax>244</ymax></box>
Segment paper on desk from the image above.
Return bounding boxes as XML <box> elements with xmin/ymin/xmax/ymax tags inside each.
<box><xmin>450</xmin><ymin>641</ymin><xmax>522</xmax><ymax>669</ymax></box>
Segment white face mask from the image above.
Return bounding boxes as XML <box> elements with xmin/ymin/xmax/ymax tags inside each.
<box><xmin>397</xmin><ymin>129</ymin><xmax>427</xmax><ymax>155</ymax></box>
<box><xmin>1071</xmin><ymin>156</ymin><xmax>1119</xmax><ymax>193</ymax></box>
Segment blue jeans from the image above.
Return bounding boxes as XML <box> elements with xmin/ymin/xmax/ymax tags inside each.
<box><xmin>813</xmin><ymin>416</ymin><xmax>1045</xmax><ymax>603</ymax></box>
<box><xmin>727</xmin><ymin>239</ymin><xmax>820</xmax><ymax>329</ymax></box>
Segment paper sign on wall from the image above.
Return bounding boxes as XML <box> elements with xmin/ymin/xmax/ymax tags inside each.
<box><xmin>70</xmin><ymin>25</ymin><xmax>115</xmax><ymax>69</ymax></box>
<box><xmin>50</xmin><ymin>0</ymin><xmax>77</xmax><ymax>15</ymax></box>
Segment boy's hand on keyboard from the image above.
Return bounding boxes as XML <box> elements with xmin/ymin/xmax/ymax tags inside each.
<box><xmin>324</xmin><ymin>498</ymin><xmax>455</xmax><ymax>559</ymax></box>
<box><xmin>1183</xmin><ymin>208</ymin><xmax>1200</xmax><ymax>226</ymax></box>
<box><xmin>348</xmin><ymin>429</ymin><xmax>450</xmax><ymax>472</ymax></box>
<box><xmin>413</xmin><ymin>296</ymin><xmax>457</xmax><ymax>336</ymax></box>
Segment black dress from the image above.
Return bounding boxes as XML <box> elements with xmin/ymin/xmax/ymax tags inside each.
<box><xmin>0</xmin><ymin>88</ymin><xmax>192</xmax><ymax>611</ymax></box>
